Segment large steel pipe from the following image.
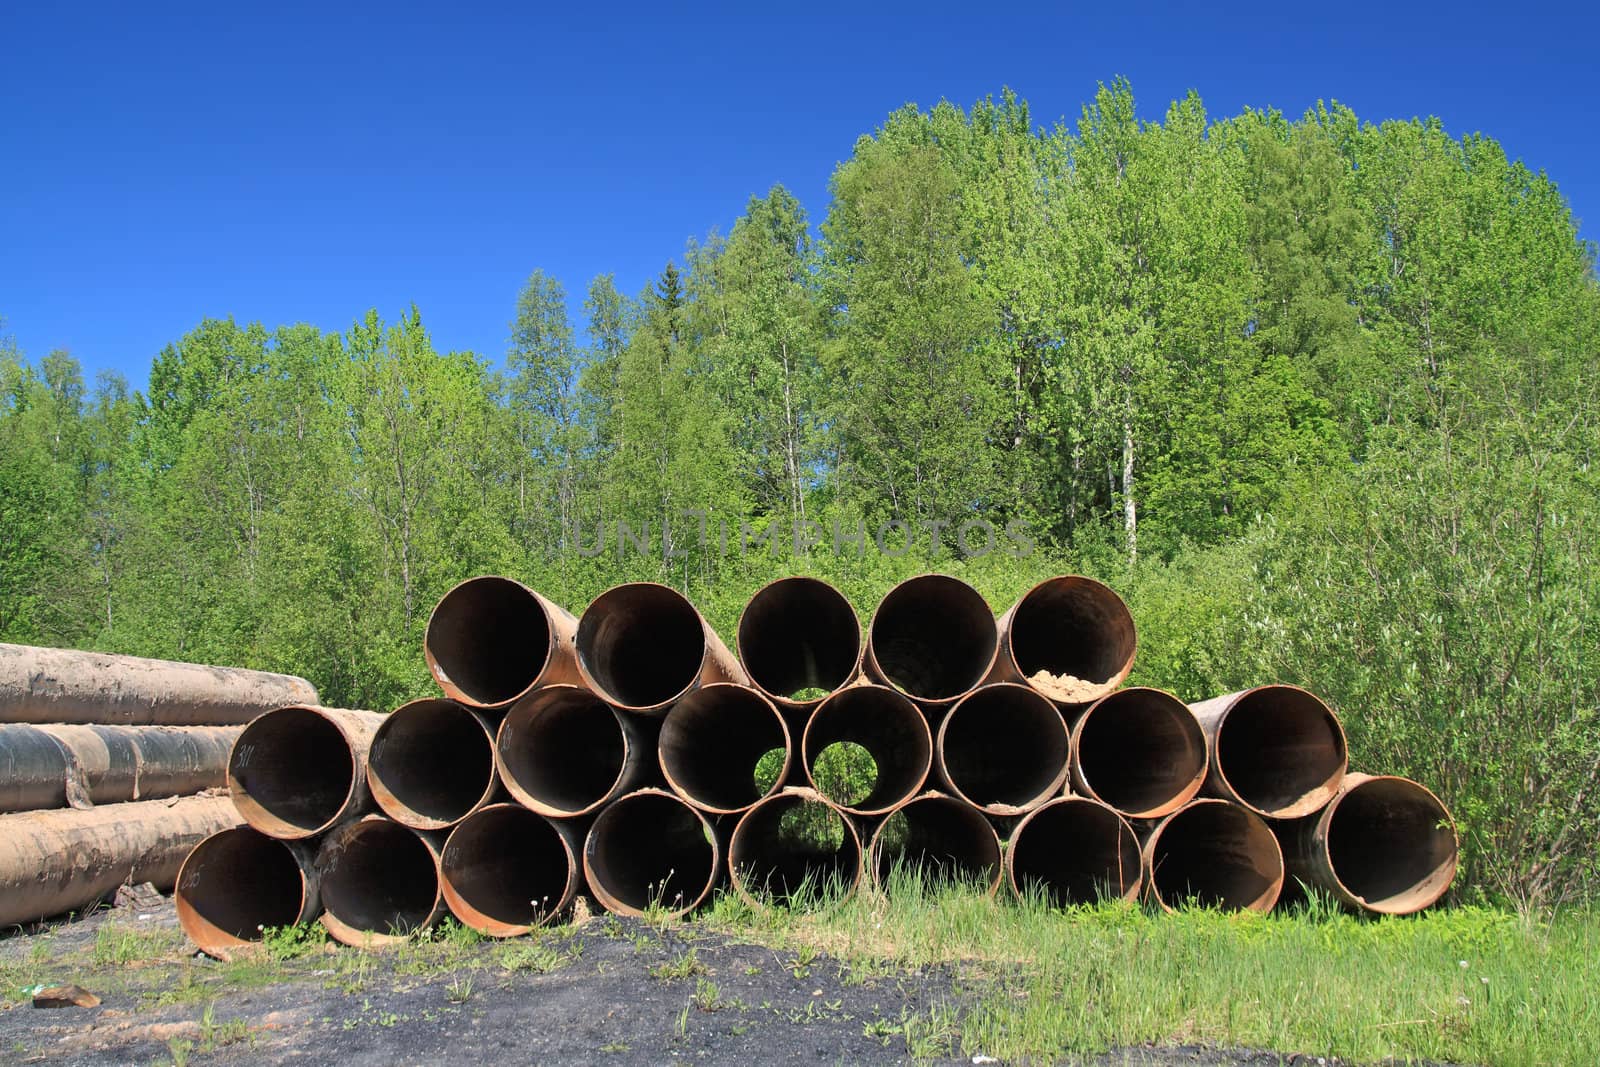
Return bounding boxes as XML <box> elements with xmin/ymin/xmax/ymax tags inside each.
<box><xmin>865</xmin><ymin>575</ymin><xmax>998</xmax><ymax>708</ymax></box>
<box><xmin>869</xmin><ymin>792</ymin><xmax>1002</xmax><ymax>894</ymax></box>
<box><xmin>936</xmin><ymin>683</ymin><xmax>1068</xmax><ymax>816</ymax></box>
<box><xmin>576</xmin><ymin>583</ymin><xmax>747</xmax><ymax>714</ymax></box>
<box><xmin>2</xmin><ymin>795</ymin><xmax>240</xmax><ymax>928</ymax></box>
<box><xmin>1281</xmin><ymin>773</ymin><xmax>1457</xmax><ymax>915</ymax></box>
<box><xmin>424</xmin><ymin>576</ymin><xmax>580</xmax><ymax>709</ymax></box>
<box><xmin>368</xmin><ymin>700</ymin><xmax>499</xmax><ymax>830</ymax></box>
<box><xmin>1006</xmin><ymin>797</ymin><xmax>1142</xmax><ymax>906</ymax></box>
<box><xmin>1143</xmin><ymin>799</ymin><xmax>1284</xmax><ymax>913</ymax></box>
<box><xmin>496</xmin><ymin>684</ymin><xmax>654</xmax><ymax>818</ymax></box>
<box><xmin>1188</xmin><ymin>686</ymin><xmax>1347</xmax><ymax>819</ymax></box>
<box><xmin>802</xmin><ymin>684</ymin><xmax>932</xmax><ymax>816</ymax></box>
<box><xmin>0</xmin><ymin>642</ymin><xmax>318</xmax><ymax>726</ymax></box>
<box><xmin>316</xmin><ymin>816</ymin><xmax>445</xmax><ymax>946</ymax></box>
<box><xmin>988</xmin><ymin>576</ymin><xmax>1136</xmax><ymax>706</ymax></box>
<box><xmin>729</xmin><ymin>787</ymin><xmax>862</xmax><ymax>908</ymax></box>
<box><xmin>0</xmin><ymin>723</ymin><xmax>241</xmax><ymax>813</ymax></box>
<box><xmin>1071</xmin><ymin>688</ymin><xmax>1207</xmax><ymax>820</ymax></box>
<box><xmin>176</xmin><ymin>824</ymin><xmax>318</xmax><ymax>956</ymax></box>
<box><xmin>737</xmin><ymin>577</ymin><xmax>862</xmax><ymax>716</ymax></box>
<box><xmin>440</xmin><ymin>803</ymin><xmax>579</xmax><ymax>937</ymax></box>
<box><xmin>227</xmin><ymin>705</ymin><xmax>385</xmax><ymax>840</ymax></box>
<box><xmin>660</xmin><ymin>683</ymin><xmax>791</xmax><ymax>815</ymax></box>
<box><xmin>583</xmin><ymin>788</ymin><xmax>721</xmax><ymax>918</ymax></box>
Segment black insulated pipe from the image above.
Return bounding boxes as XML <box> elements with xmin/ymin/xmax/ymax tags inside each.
<box><xmin>660</xmin><ymin>683</ymin><xmax>791</xmax><ymax>815</ymax></box>
<box><xmin>495</xmin><ymin>684</ymin><xmax>653</xmax><ymax>818</ymax></box>
<box><xmin>0</xmin><ymin>723</ymin><xmax>241</xmax><ymax>813</ymax></box>
<box><xmin>1071</xmin><ymin>687</ymin><xmax>1208</xmax><ymax>820</ymax></box>
<box><xmin>368</xmin><ymin>700</ymin><xmax>499</xmax><ymax>830</ymax></box>
<box><xmin>424</xmin><ymin>576</ymin><xmax>580</xmax><ymax>710</ymax></box>
<box><xmin>865</xmin><ymin>575</ymin><xmax>998</xmax><ymax>707</ymax></box>
<box><xmin>991</xmin><ymin>576</ymin><xmax>1138</xmax><ymax>705</ymax></box>
<box><xmin>440</xmin><ymin>803</ymin><xmax>578</xmax><ymax>937</ymax></box>
<box><xmin>316</xmin><ymin>816</ymin><xmax>445</xmax><ymax>946</ymax></box>
<box><xmin>176</xmin><ymin>826</ymin><xmax>319</xmax><ymax>956</ymax></box>
<box><xmin>1006</xmin><ymin>797</ymin><xmax>1142</xmax><ymax>906</ymax></box>
<box><xmin>936</xmin><ymin>683</ymin><xmax>1069</xmax><ymax>816</ymax></box>
<box><xmin>582</xmin><ymin>788</ymin><xmax>720</xmax><ymax>918</ymax></box>
<box><xmin>737</xmin><ymin>576</ymin><xmax>862</xmax><ymax>715</ymax></box>
<box><xmin>1189</xmin><ymin>686</ymin><xmax>1348</xmax><ymax>819</ymax></box>
<box><xmin>869</xmin><ymin>792</ymin><xmax>1002</xmax><ymax>894</ymax></box>
<box><xmin>802</xmin><ymin>684</ymin><xmax>931</xmax><ymax>816</ymax></box>
<box><xmin>576</xmin><ymin>583</ymin><xmax>747</xmax><ymax>714</ymax></box>
<box><xmin>729</xmin><ymin>787</ymin><xmax>862</xmax><ymax>908</ymax></box>
<box><xmin>1143</xmin><ymin>799</ymin><xmax>1284</xmax><ymax>913</ymax></box>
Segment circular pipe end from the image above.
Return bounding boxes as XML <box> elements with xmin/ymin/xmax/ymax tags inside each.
<box><xmin>803</xmin><ymin>685</ymin><xmax>931</xmax><ymax>816</ymax></box>
<box><xmin>729</xmin><ymin>787</ymin><xmax>863</xmax><ymax>909</ymax></box>
<box><xmin>1210</xmin><ymin>686</ymin><xmax>1348</xmax><ymax>818</ymax></box>
<box><xmin>1004</xmin><ymin>575</ymin><xmax>1137</xmax><ymax>705</ymax></box>
<box><xmin>440</xmin><ymin>804</ymin><xmax>576</xmax><ymax>937</ymax></box>
<box><xmin>368</xmin><ymin>700</ymin><xmax>497</xmax><ymax>830</ymax></box>
<box><xmin>938</xmin><ymin>683</ymin><xmax>1070</xmax><ymax>816</ymax></box>
<box><xmin>317</xmin><ymin>818</ymin><xmax>443</xmax><ymax>947</ymax></box>
<box><xmin>1007</xmin><ymin>797</ymin><xmax>1142</xmax><ymax>905</ymax></box>
<box><xmin>425</xmin><ymin>576</ymin><xmax>557</xmax><ymax>709</ymax></box>
<box><xmin>867</xmin><ymin>574</ymin><xmax>997</xmax><ymax>706</ymax></box>
<box><xmin>496</xmin><ymin>685</ymin><xmax>634</xmax><ymax>818</ymax></box>
<box><xmin>870</xmin><ymin>793</ymin><xmax>1002</xmax><ymax>895</ymax></box>
<box><xmin>1071</xmin><ymin>687</ymin><xmax>1207</xmax><ymax>819</ymax></box>
<box><xmin>660</xmin><ymin>683</ymin><xmax>792</xmax><ymax>815</ymax></box>
<box><xmin>1144</xmin><ymin>799</ymin><xmax>1284</xmax><ymax>913</ymax></box>
<box><xmin>737</xmin><ymin>576</ymin><xmax>862</xmax><ymax>709</ymax></box>
<box><xmin>228</xmin><ymin>706</ymin><xmax>358</xmax><ymax>840</ymax></box>
<box><xmin>1317</xmin><ymin>774</ymin><xmax>1457</xmax><ymax>914</ymax></box>
<box><xmin>177</xmin><ymin>826</ymin><xmax>315</xmax><ymax>955</ymax></box>
<box><xmin>582</xmin><ymin>788</ymin><xmax>720</xmax><ymax>918</ymax></box>
<box><xmin>577</xmin><ymin>583</ymin><xmax>710</xmax><ymax>712</ymax></box>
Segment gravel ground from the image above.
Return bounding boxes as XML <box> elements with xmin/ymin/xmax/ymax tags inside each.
<box><xmin>1</xmin><ymin>897</ymin><xmax>1345</xmax><ymax>1066</ymax></box>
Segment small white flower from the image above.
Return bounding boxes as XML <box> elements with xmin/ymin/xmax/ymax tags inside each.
<box><xmin>1481</xmin><ymin>976</ymin><xmax>1490</xmax><ymax>985</ymax></box>
<box><xmin>1459</xmin><ymin>959</ymin><xmax>1469</xmax><ymax>969</ymax></box>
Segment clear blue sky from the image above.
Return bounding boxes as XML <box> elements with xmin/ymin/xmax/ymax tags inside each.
<box><xmin>3</xmin><ymin>2</ymin><xmax>1595</xmax><ymax>391</ymax></box>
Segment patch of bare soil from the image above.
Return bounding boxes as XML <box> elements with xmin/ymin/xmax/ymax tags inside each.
<box><xmin>1026</xmin><ymin>670</ymin><xmax>1104</xmax><ymax>704</ymax></box>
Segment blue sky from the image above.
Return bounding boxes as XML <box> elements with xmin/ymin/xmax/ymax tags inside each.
<box><xmin>3</xmin><ymin>3</ymin><xmax>1594</xmax><ymax>391</ymax></box>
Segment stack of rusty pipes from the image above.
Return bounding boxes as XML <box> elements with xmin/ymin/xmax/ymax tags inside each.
<box><xmin>170</xmin><ymin>572</ymin><xmax>1460</xmax><ymax>952</ymax></box>
<box><xmin>0</xmin><ymin>644</ymin><xmax>322</xmax><ymax>927</ymax></box>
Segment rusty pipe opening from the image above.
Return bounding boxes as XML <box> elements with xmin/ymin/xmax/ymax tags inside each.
<box><xmin>1315</xmin><ymin>775</ymin><xmax>1457</xmax><ymax>914</ymax></box>
<box><xmin>582</xmin><ymin>789</ymin><xmax>719</xmax><ymax>918</ymax></box>
<box><xmin>496</xmin><ymin>684</ymin><xmax>646</xmax><ymax>818</ymax></box>
<box><xmin>1072</xmin><ymin>688</ymin><xmax>1207</xmax><ymax>819</ymax></box>
<box><xmin>867</xmin><ymin>575</ymin><xmax>997</xmax><ymax>705</ymax></box>
<box><xmin>1144</xmin><ymin>799</ymin><xmax>1284</xmax><ymax>913</ymax></box>
<box><xmin>227</xmin><ymin>706</ymin><xmax>369</xmax><ymax>839</ymax></box>
<box><xmin>368</xmin><ymin>700</ymin><xmax>497</xmax><ymax>830</ymax></box>
<box><xmin>425</xmin><ymin>577</ymin><xmax>570</xmax><ymax>709</ymax></box>
<box><xmin>1006</xmin><ymin>797</ymin><xmax>1142</xmax><ymax>905</ymax></box>
<box><xmin>1000</xmin><ymin>576</ymin><xmax>1136</xmax><ymax>705</ymax></box>
<box><xmin>870</xmin><ymin>793</ymin><xmax>1002</xmax><ymax>893</ymax></box>
<box><xmin>729</xmin><ymin>788</ymin><xmax>862</xmax><ymax>908</ymax></box>
<box><xmin>318</xmin><ymin>818</ymin><xmax>442</xmax><ymax>945</ymax></box>
<box><xmin>176</xmin><ymin>826</ymin><xmax>317</xmax><ymax>954</ymax></box>
<box><xmin>440</xmin><ymin>804</ymin><xmax>576</xmax><ymax>937</ymax></box>
<box><xmin>577</xmin><ymin>583</ymin><xmax>713</xmax><ymax>711</ymax></box>
<box><xmin>660</xmin><ymin>683</ymin><xmax>791</xmax><ymax>815</ymax></box>
<box><xmin>938</xmin><ymin>683</ymin><xmax>1069</xmax><ymax>815</ymax></box>
<box><xmin>1191</xmin><ymin>686</ymin><xmax>1347</xmax><ymax>818</ymax></box>
<box><xmin>803</xmin><ymin>685</ymin><xmax>931</xmax><ymax>816</ymax></box>
<box><xmin>737</xmin><ymin>577</ymin><xmax>861</xmax><ymax>709</ymax></box>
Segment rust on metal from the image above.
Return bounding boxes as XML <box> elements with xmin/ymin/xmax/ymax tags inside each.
<box><xmin>728</xmin><ymin>786</ymin><xmax>862</xmax><ymax>908</ymax></box>
<box><xmin>439</xmin><ymin>803</ymin><xmax>578</xmax><ymax>937</ymax></box>
<box><xmin>659</xmin><ymin>682</ymin><xmax>791</xmax><ymax>815</ymax></box>
<box><xmin>1071</xmin><ymin>687</ymin><xmax>1208</xmax><ymax>819</ymax></box>
<box><xmin>1007</xmin><ymin>796</ymin><xmax>1142</xmax><ymax>905</ymax></box>
<box><xmin>367</xmin><ymin>699</ymin><xmax>499</xmax><ymax>830</ymax></box>
<box><xmin>495</xmin><ymin>684</ymin><xmax>654</xmax><ymax>818</ymax></box>
<box><xmin>935</xmin><ymin>682</ymin><xmax>1069</xmax><ymax>817</ymax></box>
<box><xmin>316</xmin><ymin>815</ymin><xmax>445</xmax><ymax>947</ymax></box>
<box><xmin>802</xmin><ymin>684</ymin><xmax>931</xmax><ymax>817</ymax></box>
<box><xmin>1188</xmin><ymin>686</ymin><xmax>1347</xmax><ymax>819</ymax></box>
<box><xmin>176</xmin><ymin>824</ymin><xmax>319</xmax><ymax>956</ymax></box>
<box><xmin>869</xmin><ymin>791</ymin><xmax>1002</xmax><ymax>895</ymax></box>
<box><xmin>0</xmin><ymin>723</ymin><xmax>241</xmax><ymax>813</ymax></box>
<box><xmin>576</xmin><ymin>582</ymin><xmax>748</xmax><ymax>714</ymax></box>
<box><xmin>736</xmin><ymin>576</ymin><xmax>862</xmax><ymax>716</ymax></box>
<box><xmin>582</xmin><ymin>787</ymin><xmax>721</xmax><ymax>918</ymax></box>
<box><xmin>424</xmin><ymin>577</ymin><xmax>581</xmax><ymax>710</ymax></box>
<box><xmin>986</xmin><ymin>576</ymin><xmax>1137</xmax><ymax>706</ymax></box>
<box><xmin>1142</xmin><ymin>798</ymin><xmax>1284</xmax><ymax>913</ymax></box>
<box><xmin>227</xmin><ymin>705</ymin><xmax>385</xmax><ymax>840</ymax></box>
<box><xmin>0</xmin><ymin>642</ymin><xmax>318</xmax><ymax>726</ymax></box>
<box><xmin>864</xmin><ymin>574</ymin><xmax>998</xmax><ymax>708</ymax></box>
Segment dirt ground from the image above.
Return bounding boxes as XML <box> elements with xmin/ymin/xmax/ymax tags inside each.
<box><xmin>0</xmin><ymin>897</ymin><xmax>1342</xmax><ymax>1066</ymax></box>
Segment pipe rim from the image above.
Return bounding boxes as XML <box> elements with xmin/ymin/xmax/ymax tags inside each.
<box><xmin>576</xmin><ymin>582</ymin><xmax>710</xmax><ymax>713</ymax></box>
<box><xmin>937</xmin><ymin>682</ymin><xmax>1070</xmax><ymax>815</ymax></box>
<box><xmin>1005</xmin><ymin>796</ymin><xmax>1142</xmax><ymax>905</ymax></box>
<box><xmin>424</xmin><ymin>576</ymin><xmax>560</xmax><ymax>709</ymax></box>
<box><xmin>176</xmin><ymin>826</ymin><xmax>315</xmax><ymax>955</ymax></box>
<box><xmin>227</xmin><ymin>705</ymin><xmax>361</xmax><ymax>840</ymax></box>
<box><xmin>868</xmin><ymin>792</ymin><xmax>1003</xmax><ymax>895</ymax></box>
<box><xmin>728</xmin><ymin>787</ymin><xmax>863</xmax><ymax>910</ymax></box>
<box><xmin>1001</xmin><ymin>575</ymin><xmax>1137</xmax><ymax>705</ymax></box>
<box><xmin>494</xmin><ymin>684</ymin><xmax>635</xmax><ymax>818</ymax></box>
<box><xmin>1313</xmin><ymin>774</ymin><xmax>1458</xmax><ymax>915</ymax></box>
<box><xmin>440</xmin><ymin>803</ymin><xmax>577</xmax><ymax>937</ymax></box>
<box><xmin>582</xmin><ymin>788</ymin><xmax>721</xmax><ymax>918</ymax></box>
<box><xmin>736</xmin><ymin>576</ymin><xmax>863</xmax><ymax>710</ymax></box>
<box><xmin>1070</xmin><ymin>687</ymin><xmax>1208</xmax><ymax>819</ymax></box>
<box><xmin>802</xmin><ymin>684</ymin><xmax>932</xmax><ymax>816</ymax></box>
<box><xmin>1143</xmin><ymin>798</ymin><xmax>1285</xmax><ymax>913</ymax></box>
<box><xmin>659</xmin><ymin>682</ymin><xmax>793</xmax><ymax>815</ymax></box>
<box><xmin>317</xmin><ymin>817</ymin><xmax>443</xmax><ymax>947</ymax></box>
<box><xmin>866</xmin><ymin>574</ymin><xmax>998</xmax><ymax>706</ymax></box>
<box><xmin>368</xmin><ymin>699</ymin><xmax>498</xmax><ymax>830</ymax></box>
<box><xmin>1208</xmin><ymin>685</ymin><xmax>1349</xmax><ymax>819</ymax></box>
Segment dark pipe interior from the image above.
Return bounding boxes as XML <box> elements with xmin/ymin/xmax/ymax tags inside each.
<box><xmin>1149</xmin><ymin>803</ymin><xmax>1281</xmax><ymax>911</ymax></box>
<box><xmin>1218</xmin><ymin>689</ymin><xmax>1345</xmax><ymax>814</ymax></box>
<box><xmin>578</xmin><ymin>585</ymin><xmax>706</xmax><ymax>708</ymax></box>
<box><xmin>323</xmin><ymin>822</ymin><xmax>439</xmax><ymax>935</ymax></box>
<box><xmin>869</xmin><ymin>576</ymin><xmax>996</xmax><ymax>701</ymax></box>
<box><xmin>1075</xmin><ymin>689</ymin><xmax>1206</xmax><ymax>815</ymax></box>
<box><xmin>182</xmin><ymin>829</ymin><xmax>305</xmax><ymax>940</ymax></box>
<box><xmin>873</xmin><ymin>796</ymin><xmax>1000</xmax><ymax>889</ymax></box>
<box><xmin>1009</xmin><ymin>578</ymin><xmax>1136</xmax><ymax>692</ymax></box>
<box><xmin>1327</xmin><ymin>780</ymin><xmax>1455</xmax><ymax>909</ymax></box>
<box><xmin>231</xmin><ymin>709</ymin><xmax>352</xmax><ymax>834</ymax></box>
<box><xmin>732</xmin><ymin>794</ymin><xmax>860</xmax><ymax>906</ymax></box>
<box><xmin>1009</xmin><ymin>800</ymin><xmax>1141</xmax><ymax>906</ymax></box>
<box><xmin>586</xmin><ymin>792</ymin><xmax>716</xmax><ymax>912</ymax></box>
<box><xmin>426</xmin><ymin>578</ymin><xmax>551</xmax><ymax>706</ymax></box>
<box><xmin>370</xmin><ymin>701</ymin><xmax>493</xmax><ymax>824</ymax></box>
<box><xmin>499</xmin><ymin>688</ymin><xmax>628</xmax><ymax>814</ymax></box>
<box><xmin>738</xmin><ymin>578</ymin><xmax>861</xmax><ymax>701</ymax></box>
<box><xmin>444</xmin><ymin>808</ymin><xmax>570</xmax><ymax>927</ymax></box>
<box><xmin>661</xmin><ymin>687</ymin><xmax>788</xmax><ymax>812</ymax></box>
<box><xmin>941</xmin><ymin>685</ymin><xmax>1068</xmax><ymax>810</ymax></box>
<box><xmin>805</xmin><ymin>688</ymin><xmax>930</xmax><ymax>813</ymax></box>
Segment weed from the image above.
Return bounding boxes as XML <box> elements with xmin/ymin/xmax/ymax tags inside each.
<box><xmin>259</xmin><ymin>922</ymin><xmax>325</xmax><ymax>961</ymax></box>
<box><xmin>445</xmin><ymin>976</ymin><xmax>474</xmax><ymax>1004</ymax></box>
<box><xmin>93</xmin><ymin>924</ymin><xmax>180</xmax><ymax>966</ymax></box>
<box><xmin>599</xmin><ymin>1041</ymin><xmax>630</xmax><ymax>1053</ymax></box>
<box><xmin>692</xmin><ymin>977</ymin><xmax>722</xmax><ymax>1011</ymax></box>
<box><xmin>649</xmin><ymin>947</ymin><xmax>705</xmax><ymax>981</ymax></box>
<box><xmin>167</xmin><ymin>1037</ymin><xmax>193</xmax><ymax>1067</ymax></box>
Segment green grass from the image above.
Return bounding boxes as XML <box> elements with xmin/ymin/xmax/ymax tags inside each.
<box><xmin>703</xmin><ymin>875</ymin><xmax>1600</xmax><ymax>1066</ymax></box>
